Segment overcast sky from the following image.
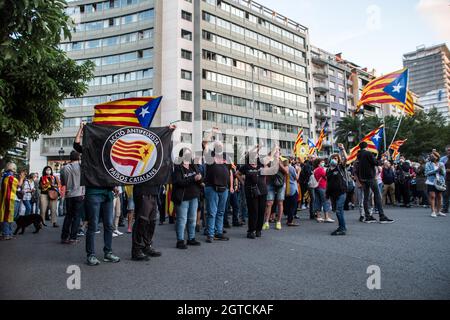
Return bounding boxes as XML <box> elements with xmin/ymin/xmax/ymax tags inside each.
<box><xmin>257</xmin><ymin>0</ymin><xmax>450</xmax><ymax>75</ymax></box>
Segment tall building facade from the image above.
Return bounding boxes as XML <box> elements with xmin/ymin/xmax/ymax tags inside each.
<box><xmin>30</xmin><ymin>0</ymin><xmax>160</xmax><ymax>172</ymax></box>
<box><xmin>30</xmin><ymin>0</ymin><xmax>313</xmax><ymax>172</ymax></box>
<box><xmin>403</xmin><ymin>44</ymin><xmax>450</xmax><ymax>122</ymax></box>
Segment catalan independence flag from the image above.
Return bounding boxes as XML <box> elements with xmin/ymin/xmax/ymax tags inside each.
<box><xmin>357</xmin><ymin>68</ymin><xmax>409</xmax><ymax>113</ymax></box>
<box><xmin>346</xmin><ymin>126</ymin><xmax>384</xmax><ymax>164</ymax></box>
<box><xmin>389</xmin><ymin>139</ymin><xmax>407</xmax><ymax>152</ymax></box>
<box><xmin>293</xmin><ymin>129</ymin><xmax>304</xmax><ymax>156</ymax></box>
<box><xmin>0</xmin><ymin>172</ymin><xmax>18</xmax><ymax>223</ymax></box>
<box><xmin>111</xmin><ymin>139</ymin><xmax>155</xmax><ymax>176</ymax></box>
<box><xmin>93</xmin><ymin>96</ymin><xmax>162</xmax><ymax>128</ymax></box>
<box><xmin>390</xmin><ymin>91</ymin><xmax>415</xmax><ymax>116</ymax></box>
<box><xmin>315</xmin><ymin>121</ymin><xmax>329</xmax><ymax>152</ymax></box>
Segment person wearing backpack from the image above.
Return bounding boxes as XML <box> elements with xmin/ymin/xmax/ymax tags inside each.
<box><xmin>326</xmin><ymin>146</ymin><xmax>348</xmax><ymax>235</ymax></box>
<box><xmin>312</xmin><ymin>158</ymin><xmax>334</xmax><ymax>223</ymax></box>
<box><xmin>426</xmin><ymin>151</ymin><xmax>446</xmax><ymax>218</ymax></box>
<box><xmin>262</xmin><ymin>149</ymin><xmax>288</xmax><ymax>231</ymax></box>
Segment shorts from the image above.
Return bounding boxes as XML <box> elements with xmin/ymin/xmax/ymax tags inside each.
<box><xmin>266</xmin><ymin>184</ymin><xmax>286</xmax><ymax>202</ymax></box>
<box><xmin>127</xmin><ymin>197</ymin><xmax>135</xmax><ymax>211</ymax></box>
<box><xmin>427</xmin><ymin>185</ymin><xmax>443</xmax><ymax>194</ymax></box>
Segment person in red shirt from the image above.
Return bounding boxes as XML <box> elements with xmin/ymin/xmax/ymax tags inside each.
<box><xmin>313</xmin><ymin>159</ymin><xmax>334</xmax><ymax>223</ymax></box>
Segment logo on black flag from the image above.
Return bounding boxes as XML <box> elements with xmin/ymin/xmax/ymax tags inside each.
<box><xmin>102</xmin><ymin>127</ymin><xmax>164</xmax><ymax>184</ymax></box>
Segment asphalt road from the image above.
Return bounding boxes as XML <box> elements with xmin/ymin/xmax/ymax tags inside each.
<box><xmin>1</xmin><ymin>206</ymin><xmax>449</xmax><ymax>300</ymax></box>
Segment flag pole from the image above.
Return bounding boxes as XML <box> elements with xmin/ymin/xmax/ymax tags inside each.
<box><xmin>389</xmin><ymin>107</ymin><xmax>405</xmax><ymax>158</ymax></box>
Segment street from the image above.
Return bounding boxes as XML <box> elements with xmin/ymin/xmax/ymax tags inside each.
<box><xmin>1</xmin><ymin>206</ymin><xmax>449</xmax><ymax>300</ymax></box>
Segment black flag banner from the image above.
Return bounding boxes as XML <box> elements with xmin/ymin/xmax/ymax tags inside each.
<box><xmin>81</xmin><ymin>124</ymin><xmax>173</xmax><ymax>187</ymax></box>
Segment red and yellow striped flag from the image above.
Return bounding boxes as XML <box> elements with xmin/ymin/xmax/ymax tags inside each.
<box><xmin>357</xmin><ymin>68</ymin><xmax>408</xmax><ymax>113</ymax></box>
<box><xmin>0</xmin><ymin>174</ymin><xmax>18</xmax><ymax>223</ymax></box>
<box><xmin>111</xmin><ymin>139</ymin><xmax>154</xmax><ymax>176</ymax></box>
<box><xmin>293</xmin><ymin>129</ymin><xmax>304</xmax><ymax>156</ymax></box>
<box><xmin>93</xmin><ymin>97</ymin><xmax>159</xmax><ymax>127</ymax></box>
<box><xmin>389</xmin><ymin>139</ymin><xmax>407</xmax><ymax>152</ymax></box>
<box><xmin>390</xmin><ymin>91</ymin><xmax>414</xmax><ymax>116</ymax></box>
<box><xmin>346</xmin><ymin>126</ymin><xmax>383</xmax><ymax>164</ymax></box>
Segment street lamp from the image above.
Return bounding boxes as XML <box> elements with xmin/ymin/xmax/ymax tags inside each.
<box><xmin>347</xmin><ymin>131</ymin><xmax>355</xmax><ymax>150</ymax></box>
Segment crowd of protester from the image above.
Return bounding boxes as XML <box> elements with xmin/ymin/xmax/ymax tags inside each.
<box><xmin>1</xmin><ymin>124</ymin><xmax>449</xmax><ymax>266</ymax></box>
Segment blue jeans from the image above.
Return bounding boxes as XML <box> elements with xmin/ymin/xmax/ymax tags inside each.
<box><xmin>14</xmin><ymin>200</ymin><xmax>21</xmax><ymax>219</ymax></box>
<box><xmin>85</xmin><ymin>194</ymin><xmax>114</xmax><ymax>257</ymax></box>
<box><xmin>205</xmin><ymin>186</ymin><xmax>229</xmax><ymax>237</ymax></box>
<box><xmin>226</xmin><ymin>191</ymin><xmax>240</xmax><ymax>225</ymax></box>
<box><xmin>314</xmin><ymin>188</ymin><xmax>331</xmax><ymax>213</ymax></box>
<box><xmin>23</xmin><ymin>200</ymin><xmax>32</xmax><ymax>215</ymax></box>
<box><xmin>240</xmin><ymin>192</ymin><xmax>248</xmax><ymax>221</ymax></box>
<box><xmin>332</xmin><ymin>193</ymin><xmax>347</xmax><ymax>231</ymax></box>
<box><xmin>2</xmin><ymin>222</ymin><xmax>12</xmax><ymax>237</ymax></box>
<box><xmin>176</xmin><ymin>198</ymin><xmax>199</xmax><ymax>241</ymax></box>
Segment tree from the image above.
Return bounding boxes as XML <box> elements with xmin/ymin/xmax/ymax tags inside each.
<box><xmin>335</xmin><ymin>109</ymin><xmax>449</xmax><ymax>160</ymax></box>
<box><xmin>0</xmin><ymin>0</ymin><xmax>94</xmax><ymax>156</ymax></box>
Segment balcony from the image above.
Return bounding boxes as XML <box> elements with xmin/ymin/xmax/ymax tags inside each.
<box><xmin>312</xmin><ymin>55</ymin><xmax>328</xmax><ymax>66</ymax></box>
<box><xmin>313</xmin><ymin>71</ymin><xmax>328</xmax><ymax>79</ymax></box>
<box><xmin>314</xmin><ymin>99</ymin><xmax>330</xmax><ymax>107</ymax></box>
<box><xmin>313</xmin><ymin>83</ymin><xmax>329</xmax><ymax>93</ymax></box>
<box><xmin>315</xmin><ymin>111</ymin><xmax>330</xmax><ymax>119</ymax></box>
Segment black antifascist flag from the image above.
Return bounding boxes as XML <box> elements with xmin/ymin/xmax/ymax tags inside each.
<box><xmin>81</xmin><ymin>124</ymin><xmax>173</xmax><ymax>187</ymax></box>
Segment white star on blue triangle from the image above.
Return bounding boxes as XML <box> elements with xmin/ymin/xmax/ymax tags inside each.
<box><xmin>383</xmin><ymin>69</ymin><xmax>409</xmax><ymax>104</ymax></box>
<box><xmin>370</xmin><ymin>128</ymin><xmax>384</xmax><ymax>149</ymax></box>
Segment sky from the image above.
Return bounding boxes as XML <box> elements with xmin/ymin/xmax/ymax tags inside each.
<box><xmin>257</xmin><ymin>0</ymin><xmax>450</xmax><ymax>75</ymax></box>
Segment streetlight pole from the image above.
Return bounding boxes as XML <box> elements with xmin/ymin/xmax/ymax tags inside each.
<box><xmin>251</xmin><ymin>63</ymin><xmax>256</xmax><ymax>147</ymax></box>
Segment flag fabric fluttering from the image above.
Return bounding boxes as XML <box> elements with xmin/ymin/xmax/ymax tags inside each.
<box><xmin>346</xmin><ymin>126</ymin><xmax>384</xmax><ymax>164</ymax></box>
<box><xmin>308</xmin><ymin>139</ymin><xmax>316</xmax><ymax>155</ymax></box>
<box><xmin>315</xmin><ymin>122</ymin><xmax>329</xmax><ymax>152</ymax></box>
<box><xmin>389</xmin><ymin>139</ymin><xmax>407</xmax><ymax>160</ymax></box>
<box><xmin>390</xmin><ymin>91</ymin><xmax>414</xmax><ymax>116</ymax></box>
<box><xmin>293</xmin><ymin>129</ymin><xmax>304</xmax><ymax>156</ymax></box>
<box><xmin>93</xmin><ymin>96</ymin><xmax>162</xmax><ymax>128</ymax></box>
<box><xmin>357</xmin><ymin>68</ymin><xmax>409</xmax><ymax>113</ymax></box>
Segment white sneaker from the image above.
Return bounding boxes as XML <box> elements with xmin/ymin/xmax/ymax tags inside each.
<box><xmin>431</xmin><ymin>212</ymin><xmax>437</xmax><ymax>218</ymax></box>
<box><xmin>112</xmin><ymin>232</ymin><xmax>118</xmax><ymax>237</ymax></box>
<box><xmin>316</xmin><ymin>217</ymin><xmax>324</xmax><ymax>223</ymax></box>
<box><xmin>114</xmin><ymin>230</ymin><xmax>124</xmax><ymax>235</ymax></box>
<box><xmin>324</xmin><ymin>218</ymin><xmax>335</xmax><ymax>223</ymax></box>
<box><xmin>301</xmin><ymin>205</ymin><xmax>307</xmax><ymax>210</ymax></box>
<box><xmin>438</xmin><ymin>212</ymin><xmax>447</xmax><ymax>217</ymax></box>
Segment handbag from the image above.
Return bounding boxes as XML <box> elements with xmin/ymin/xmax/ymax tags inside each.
<box><xmin>249</xmin><ymin>185</ymin><xmax>261</xmax><ymax>198</ymax></box>
<box><xmin>16</xmin><ymin>189</ymin><xmax>24</xmax><ymax>200</ymax></box>
<box><xmin>308</xmin><ymin>174</ymin><xmax>321</xmax><ymax>189</ymax></box>
<box><xmin>272</xmin><ymin>171</ymin><xmax>285</xmax><ymax>188</ymax></box>
<box><xmin>48</xmin><ymin>189</ymin><xmax>59</xmax><ymax>200</ymax></box>
<box><xmin>434</xmin><ymin>174</ymin><xmax>447</xmax><ymax>192</ymax></box>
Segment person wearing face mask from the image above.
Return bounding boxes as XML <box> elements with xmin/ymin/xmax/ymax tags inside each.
<box><xmin>313</xmin><ymin>158</ymin><xmax>334</xmax><ymax>223</ymax></box>
<box><xmin>39</xmin><ymin>166</ymin><xmax>60</xmax><ymax>228</ymax></box>
<box><xmin>426</xmin><ymin>151</ymin><xmax>446</xmax><ymax>218</ymax></box>
<box><xmin>60</xmin><ymin>151</ymin><xmax>85</xmax><ymax>244</ymax></box>
<box><xmin>172</xmin><ymin>148</ymin><xmax>203</xmax><ymax>249</ymax></box>
<box><xmin>326</xmin><ymin>145</ymin><xmax>348</xmax><ymax>235</ymax></box>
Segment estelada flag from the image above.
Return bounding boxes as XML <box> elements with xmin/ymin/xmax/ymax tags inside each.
<box><xmin>93</xmin><ymin>96</ymin><xmax>162</xmax><ymax>128</ymax></box>
<box><xmin>81</xmin><ymin>124</ymin><xmax>173</xmax><ymax>187</ymax></box>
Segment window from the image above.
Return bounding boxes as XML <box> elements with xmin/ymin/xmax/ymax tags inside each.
<box><xmin>330</xmin><ymin>95</ymin><xmax>336</xmax><ymax>102</ymax></box>
<box><xmin>181</xmin><ymin>111</ymin><xmax>192</xmax><ymax>122</ymax></box>
<box><xmin>181</xmin><ymin>69</ymin><xmax>192</xmax><ymax>80</ymax></box>
<box><xmin>329</xmin><ymin>82</ymin><xmax>336</xmax><ymax>89</ymax></box>
<box><xmin>331</xmin><ymin>109</ymin><xmax>337</xmax><ymax>116</ymax></box>
<box><xmin>181</xmin><ymin>29</ymin><xmax>192</xmax><ymax>41</ymax></box>
<box><xmin>181</xmin><ymin>90</ymin><xmax>192</xmax><ymax>101</ymax></box>
<box><xmin>181</xmin><ymin>49</ymin><xmax>192</xmax><ymax>60</ymax></box>
<box><xmin>181</xmin><ymin>10</ymin><xmax>192</xmax><ymax>21</ymax></box>
<box><xmin>339</xmin><ymin>97</ymin><xmax>345</xmax><ymax>105</ymax></box>
<box><xmin>340</xmin><ymin>111</ymin><xmax>346</xmax><ymax>118</ymax></box>
<box><xmin>337</xmin><ymin>72</ymin><xmax>344</xmax><ymax>79</ymax></box>
<box><xmin>338</xmin><ymin>85</ymin><xmax>345</xmax><ymax>92</ymax></box>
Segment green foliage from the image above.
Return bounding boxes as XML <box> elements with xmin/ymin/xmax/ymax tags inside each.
<box><xmin>336</xmin><ymin>109</ymin><xmax>449</xmax><ymax>159</ymax></box>
<box><xmin>0</xmin><ymin>0</ymin><xmax>94</xmax><ymax>156</ymax></box>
